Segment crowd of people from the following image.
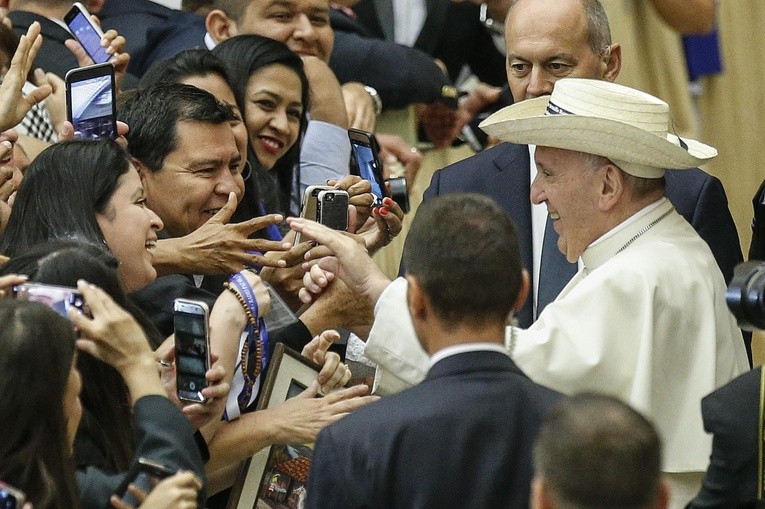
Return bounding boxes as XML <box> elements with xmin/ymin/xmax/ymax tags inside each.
<box><xmin>0</xmin><ymin>0</ymin><xmax>759</xmax><ymax>508</ymax></box>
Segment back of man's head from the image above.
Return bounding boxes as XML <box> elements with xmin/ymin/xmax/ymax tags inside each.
<box><xmin>532</xmin><ymin>394</ymin><xmax>665</xmax><ymax>509</ymax></box>
<box><xmin>119</xmin><ymin>83</ymin><xmax>237</xmax><ymax>172</ymax></box>
<box><xmin>402</xmin><ymin>193</ymin><xmax>522</xmax><ymax>327</ymax></box>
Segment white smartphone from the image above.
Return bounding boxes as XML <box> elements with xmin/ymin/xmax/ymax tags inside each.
<box><xmin>295</xmin><ymin>184</ymin><xmax>332</xmax><ymax>244</ymax></box>
<box><xmin>173</xmin><ymin>299</ymin><xmax>211</xmax><ymax>404</ymax></box>
<box><xmin>65</xmin><ymin>62</ymin><xmax>117</xmax><ymax>140</ymax></box>
<box><xmin>64</xmin><ymin>2</ymin><xmax>111</xmax><ymax>64</ymax></box>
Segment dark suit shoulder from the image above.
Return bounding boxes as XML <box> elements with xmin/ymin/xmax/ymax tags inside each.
<box><xmin>702</xmin><ymin>367</ymin><xmax>760</xmax><ymax>432</ymax></box>
<box><xmin>425</xmin><ymin>142</ymin><xmax>528</xmax><ymax>200</ymax></box>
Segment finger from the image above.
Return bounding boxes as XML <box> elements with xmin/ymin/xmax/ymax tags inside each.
<box><xmin>126</xmin><ymin>484</ymin><xmax>149</xmax><ymax>503</ymax></box>
<box><xmin>288</xmin><ymin>218</ymin><xmax>355</xmax><ymax>256</ymax></box>
<box><xmin>235</xmin><ymin>212</ymin><xmax>285</xmax><ymax>234</ymax></box>
<box><xmin>109</xmin><ymin>495</ymin><xmax>135</xmax><ymax>509</ymax></box>
<box><xmin>317</xmin><ymin>351</ymin><xmax>340</xmax><ymax>386</ymax></box>
<box><xmin>64</xmin><ymin>38</ymin><xmax>94</xmax><ymax>67</ymax></box>
<box><xmin>25</xmin><ymin>83</ymin><xmax>52</xmax><ymax>105</ymax></box>
<box><xmin>303</xmin><ymin>243</ymin><xmax>332</xmax><ymax>262</ymax></box>
<box><xmin>324</xmin><ymin>382</ymin><xmax>370</xmax><ymax>404</ymax></box>
<box><xmin>58</xmin><ymin>120</ymin><xmax>74</xmax><ymax>141</ymax></box>
<box><xmin>0</xmin><ymin>273</ymin><xmax>27</xmax><ymax>297</ymax></box>
<box><xmin>295</xmin><ymin>379</ymin><xmax>321</xmax><ymax>399</ymax></box>
<box><xmin>208</xmin><ymin>191</ymin><xmax>238</xmax><ymax>224</ymax></box>
<box><xmin>205</xmin><ymin>363</ymin><xmax>226</xmax><ymax>383</ymax></box>
<box><xmin>200</xmin><ymin>380</ymin><xmax>229</xmax><ymax>400</ymax></box>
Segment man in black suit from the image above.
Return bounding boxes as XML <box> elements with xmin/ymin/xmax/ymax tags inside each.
<box><xmin>686</xmin><ymin>367</ymin><xmax>761</xmax><ymax>508</ymax></box>
<box><xmin>531</xmin><ymin>394</ymin><xmax>669</xmax><ymax>509</ymax></box>
<box><xmin>421</xmin><ymin>0</ymin><xmax>746</xmax><ymax>356</ymax></box>
<box><xmin>8</xmin><ymin>0</ymin><xmax>80</xmax><ymax>78</ymax></box>
<box><xmin>305</xmin><ymin>193</ymin><xmax>563</xmax><ymax>509</ymax></box>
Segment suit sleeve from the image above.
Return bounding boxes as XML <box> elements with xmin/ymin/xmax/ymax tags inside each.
<box><xmin>690</xmin><ymin>175</ymin><xmax>743</xmax><ymax>285</ymax></box>
<box><xmin>77</xmin><ymin>396</ymin><xmax>206</xmax><ymax>509</ymax></box>
<box><xmin>329</xmin><ymin>30</ymin><xmax>452</xmax><ymax>110</ymax></box>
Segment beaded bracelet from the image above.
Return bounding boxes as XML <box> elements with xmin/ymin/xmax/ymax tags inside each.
<box><xmin>224</xmin><ymin>273</ymin><xmax>270</xmax><ymax>412</ymax></box>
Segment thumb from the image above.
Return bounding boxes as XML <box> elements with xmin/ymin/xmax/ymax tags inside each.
<box><xmin>209</xmin><ymin>192</ymin><xmax>237</xmax><ymax>224</ymax></box>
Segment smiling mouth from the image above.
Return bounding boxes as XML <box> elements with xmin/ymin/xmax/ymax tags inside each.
<box><xmin>204</xmin><ymin>208</ymin><xmax>222</xmax><ymax>217</ymax></box>
<box><xmin>145</xmin><ymin>240</ymin><xmax>157</xmax><ymax>249</ymax></box>
<box><xmin>549</xmin><ymin>211</ymin><xmax>560</xmax><ymax>220</ymax></box>
<box><xmin>259</xmin><ymin>136</ymin><xmax>285</xmax><ymax>154</ymax></box>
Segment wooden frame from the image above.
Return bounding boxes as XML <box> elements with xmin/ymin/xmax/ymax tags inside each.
<box><xmin>227</xmin><ymin>343</ymin><xmax>322</xmax><ymax>509</ymax></box>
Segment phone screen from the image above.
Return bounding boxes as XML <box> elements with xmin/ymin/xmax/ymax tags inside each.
<box><xmin>174</xmin><ymin>310</ymin><xmax>208</xmax><ymax>402</ymax></box>
<box><xmin>350</xmin><ymin>140</ymin><xmax>385</xmax><ymax>204</ymax></box>
<box><xmin>13</xmin><ymin>283</ymin><xmax>85</xmax><ymax>318</ymax></box>
<box><xmin>69</xmin><ymin>72</ymin><xmax>115</xmax><ymax>140</ymax></box>
<box><xmin>66</xmin><ymin>10</ymin><xmax>110</xmax><ymax>64</ymax></box>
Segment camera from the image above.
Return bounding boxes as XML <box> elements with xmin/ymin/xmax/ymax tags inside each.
<box><xmin>726</xmin><ymin>261</ymin><xmax>765</xmax><ymax>330</ymax></box>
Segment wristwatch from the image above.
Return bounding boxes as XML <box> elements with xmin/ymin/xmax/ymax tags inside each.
<box><xmin>364</xmin><ymin>85</ymin><xmax>383</xmax><ymax>116</ymax></box>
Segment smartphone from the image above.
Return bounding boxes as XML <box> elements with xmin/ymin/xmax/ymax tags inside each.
<box><xmin>0</xmin><ymin>481</ymin><xmax>26</xmax><ymax>509</ymax></box>
<box><xmin>113</xmin><ymin>457</ymin><xmax>176</xmax><ymax>506</ymax></box>
<box><xmin>65</xmin><ymin>62</ymin><xmax>117</xmax><ymax>141</ymax></box>
<box><xmin>348</xmin><ymin>128</ymin><xmax>388</xmax><ymax>206</ymax></box>
<box><xmin>317</xmin><ymin>189</ymin><xmax>349</xmax><ymax>231</ymax></box>
<box><xmin>64</xmin><ymin>2</ymin><xmax>110</xmax><ymax>64</ymax></box>
<box><xmin>173</xmin><ymin>299</ymin><xmax>210</xmax><ymax>404</ymax></box>
<box><xmin>12</xmin><ymin>282</ymin><xmax>86</xmax><ymax>318</ymax></box>
<box><xmin>295</xmin><ymin>184</ymin><xmax>332</xmax><ymax>244</ymax></box>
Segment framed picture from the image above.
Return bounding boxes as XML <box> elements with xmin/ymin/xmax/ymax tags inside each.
<box><xmin>227</xmin><ymin>343</ymin><xmax>322</xmax><ymax>509</ymax></box>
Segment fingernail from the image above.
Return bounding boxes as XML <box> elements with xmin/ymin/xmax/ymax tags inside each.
<box><xmin>380</xmin><ymin>208</ymin><xmax>389</xmax><ymax>216</ymax></box>
<box><xmin>383</xmin><ymin>197</ymin><xmax>393</xmax><ymax>207</ymax></box>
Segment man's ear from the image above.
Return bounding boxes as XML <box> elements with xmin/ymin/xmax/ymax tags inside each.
<box><xmin>512</xmin><ymin>268</ymin><xmax>530</xmax><ymax>314</ymax></box>
<box><xmin>205</xmin><ymin>9</ymin><xmax>238</xmax><ymax>45</ymax></box>
<box><xmin>598</xmin><ymin>163</ymin><xmax>624</xmax><ymax>212</ymax></box>
<box><xmin>603</xmin><ymin>42</ymin><xmax>621</xmax><ymax>83</ymax></box>
<box><xmin>131</xmin><ymin>158</ymin><xmax>150</xmax><ymax>183</ymax></box>
<box><xmin>405</xmin><ymin>275</ymin><xmax>428</xmax><ymax>321</ymax></box>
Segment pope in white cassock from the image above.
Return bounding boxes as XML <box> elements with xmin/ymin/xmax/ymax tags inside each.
<box><xmin>349</xmin><ymin>79</ymin><xmax>749</xmax><ymax>508</ymax></box>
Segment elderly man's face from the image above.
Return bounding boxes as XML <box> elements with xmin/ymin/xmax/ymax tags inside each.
<box><xmin>139</xmin><ymin>120</ymin><xmax>244</xmax><ymax>238</ymax></box>
<box><xmin>530</xmin><ymin>147</ymin><xmax>605</xmax><ymax>262</ymax></box>
<box><xmin>505</xmin><ymin>0</ymin><xmax>613</xmax><ymax>101</ymax></box>
<box><xmin>238</xmin><ymin>0</ymin><xmax>334</xmax><ymax>63</ymax></box>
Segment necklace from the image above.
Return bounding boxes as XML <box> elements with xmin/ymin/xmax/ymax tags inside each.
<box><xmin>615</xmin><ymin>208</ymin><xmax>673</xmax><ymax>255</ymax></box>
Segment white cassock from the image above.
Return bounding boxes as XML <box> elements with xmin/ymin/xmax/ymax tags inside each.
<box><xmin>364</xmin><ymin>198</ymin><xmax>749</xmax><ymax>507</ymax></box>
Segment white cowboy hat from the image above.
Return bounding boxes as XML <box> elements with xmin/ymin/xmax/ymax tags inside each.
<box><xmin>479</xmin><ymin>78</ymin><xmax>717</xmax><ymax>178</ymax></box>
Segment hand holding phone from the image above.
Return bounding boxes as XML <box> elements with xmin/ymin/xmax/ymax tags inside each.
<box><xmin>64</xmin><ymin>3</ymin><xmax>111</xmax><ymax>64</ymax></box>
<box><xmin>65</xmin><ymin>63</ymin><xmax>117</xmax><ymax>141</ymax></box>
<box><xmin>13</xmin><ymin>282</ymin><xmax>86</xmax><ymax>318</ymax></box>
<box><xmin>174</xmin><ymin>299</ymin><xmax>211</xmax><ymax>404</ymax></box>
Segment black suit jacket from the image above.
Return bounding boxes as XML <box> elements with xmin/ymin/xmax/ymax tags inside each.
<box><xmin>99</xmin><ymin>0</ymin><xmax>206</xmax><ymax>77</ymax></box>
<box><xmin>306</xmin><ymin>350</ymin><xmax>562</xmax><ymax>509</ymax></box>
<box><xmin>424</xmin><ymin>142</ymin><xmax>745</xmax><ymax>331</ymax></box>
<box><xmin>352</xmin><ymin>0</ymin><xmax>505</xmax><ymax>86</ymax></box>
<box><xmin>686</xmin><ymin>367</ymin><xmax>760</xmax><ymax>509</ymax></box>
<box><xmin>9</xmin><ymin>11</ymin><xmax>79</xmax><ymax>79</ymax></box>
<box><xmin>329</xmin><ymin>9</ymin><xmax>453</xmax><ymax>110</ymax></box>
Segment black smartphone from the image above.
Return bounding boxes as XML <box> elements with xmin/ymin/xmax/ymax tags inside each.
<box><xmin>64</xmin><ymin>3</ymin><xmax>110</xmax><ymax>64</ymax></box>
<box><xmin>65</xmin><ymin>62</ymin><xmax>117</xmax><ymax>141</ymax></box>
<box><xmin>0</xmin><ymin>481</ymin><xmax>26</xmax><ymax>509</ymax></box>
<box><xmin>12</xmin><ymin>282</ymin><xmax>86</xmax><ymax>318</ymax></box>
<box><xmin>317</xmin><ymin>189</ymin><xmax>349</xmax><ymax>231</ymax></box>
<box><xmin>295</xmin><ymin>184</ymin><xmax>332</xmax><ymax>243</ymax></box>
<box><xmin>113</xmin><ymin>457</ymin><xmax>176</xmax><ymax>506</ymax></box>
<box><xmin>348</xmin><ymin>128</ymin><xmax>388</xmax><ymax>206</ymax></box>
<box><xmin>174</xmin><ymin>299</ymin><xmax>211</xmax><ymax>404</ymax></box>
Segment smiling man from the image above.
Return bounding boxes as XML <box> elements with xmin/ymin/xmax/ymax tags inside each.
<box><xmin>296</xmin><ymin>78</ymin><xmax>750</xmax><ymax>509</ymax></box>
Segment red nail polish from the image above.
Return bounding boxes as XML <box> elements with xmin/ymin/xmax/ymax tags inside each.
<box><xmin>380</xmin><ymin>208</ymin><xmax>389</xmax><ymax>216</ymax></box>
<box><xmin>383</xmin><ymin>197</ymin><xmax>393</xmax><ymax>206</ymax></box>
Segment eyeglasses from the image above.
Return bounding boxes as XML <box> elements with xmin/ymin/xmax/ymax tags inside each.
<box><xmin>479</xmin><ymin>4</ymin><xmax>504</xmax><ymax>37</ymax></box>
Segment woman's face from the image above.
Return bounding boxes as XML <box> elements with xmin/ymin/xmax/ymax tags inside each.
<box><xmin>63</xmin><ymin>358</ymin><xmax>82</xmax><ymax>451</ymax></box>
<box><xmin>244</xmin><ymin>64</ymin><xmax>303</xmax><ymax>170</ymax></box>
<box><xmin>96</xmin><ymin>166</ymin><xmax>164</xmax><ymax>292</ymax></box>
<box><xmin>181</xmin><ymin>73</ymin><xmax>250</xmax><ymax>176</ymax></box>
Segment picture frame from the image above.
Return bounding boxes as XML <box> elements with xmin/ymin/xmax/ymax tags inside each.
<box><xmin>227</xmin><ymin>343</ymin><xmax>322</xmax><ymax>509</ymax></box>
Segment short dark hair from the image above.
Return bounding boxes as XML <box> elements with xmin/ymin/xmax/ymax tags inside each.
<box><xmin>0</xmin><ymin>299</ymin><xmax>80</xmax><ymax>509</ymax></box>
<box><xmin>534</xmin><ymin>393</ymin><xmax>663</xmax><ymax>509</ymax></box>
<box><xmin>0</xmin><ymin>140</ymin><xmax>130</xmax><ymax>257</ymax></box>
<box><xmin>402</xmin><ymin>193</ymin><xmax>522</xmax><ymax>326</ymax></box>
<box><xmin>119</xmin><ymin>82</ymin><xmax>237</xmax><ymax>172</ymax></box>
<box><xmin>209</xmin><ymin>0</ymin><xmax>249</xmax><ymax>22</ymax></box>
<box><xmin>139</xmin><ymin>49</ymin><xmax>231</xmax><ymax>90</ymax></box>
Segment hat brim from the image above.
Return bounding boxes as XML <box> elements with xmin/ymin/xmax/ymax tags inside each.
<box><xmin>479</xmin><ymin>96</ymin><xmax>716</xmax><ymax>170</ymax></box>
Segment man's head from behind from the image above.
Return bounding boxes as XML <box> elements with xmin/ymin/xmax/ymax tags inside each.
<box><xmin>505</xmin><ymin>0</ymin><xmax>620</xmax><ymax>101</ymax></box>
<box><xmin>532</xmin><ymin>394</ymin><xmax>669</xmax><ymax>509</ymax></box>
<box><xmin>402</xmin><ymin>194</ymin><xmax>529</xmax><ymax>352</ymax></box>
<box><xmin>120</xmin><ymin>83</ymin><xmax>243</xmax><ymax>238</ymax></box>
<box><xmin>206</xmin><ymin>0</ymin><xmax>334</xmax><ymax>63</ymax></box>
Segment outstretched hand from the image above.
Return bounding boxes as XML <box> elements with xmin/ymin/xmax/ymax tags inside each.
<box><xmin>302</xmin><ymin>330</ymin><xmax>352</xmax><ymax>393</ymax></box>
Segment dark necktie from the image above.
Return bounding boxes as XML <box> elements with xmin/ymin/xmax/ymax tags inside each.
<box><xmin>537</xmin><ymin>215</ymin><xmax>578</xmax><ymax>316</ymax></box>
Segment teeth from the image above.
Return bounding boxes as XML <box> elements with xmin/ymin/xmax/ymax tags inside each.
<box><xmin>207</xmin><ymin>209</ymin><xmax>221</xmax><ymax>216</ymax></box>
<box><xmin>145</xmin><ymin>241</ymin><xmax>156</xmax><ymax>248</ymax></box>
<box><xmin>550</xmin><ymin>212</ymin><xmax>560</xmax><ymax>220</ymax></box>
<box><xmin>261</xmin><ymin>137</ymin><xmax>282</xmax><ymax>150</ymax></box>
